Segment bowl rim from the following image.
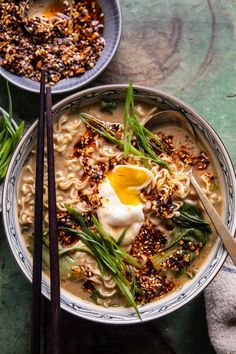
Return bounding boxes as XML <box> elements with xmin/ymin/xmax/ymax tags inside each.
<box><xmin>2</xmin><ymin>84</ymin><xmax>236</xmax><ymax>324</ymax></box>
<box><xmin>0</xmin><ymin>0</ymin><xmax>122</xmax><ymax>94</ymax></box>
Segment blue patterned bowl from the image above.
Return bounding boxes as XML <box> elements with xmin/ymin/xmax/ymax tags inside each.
<box><xmin>0</xmin><ymin>0</ymin><xmax>122</xmax><ymax>94</ymax></box>
<box><xmin>2</xmin><ymin>85</ymin><xmax>236</xmax><ymax>323</ymax></box>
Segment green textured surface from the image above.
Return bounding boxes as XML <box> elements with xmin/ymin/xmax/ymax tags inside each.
<box><xmin>0</xmin><ymin>0</ymin><xmax>236</xmax><ymax>353</ymax></box>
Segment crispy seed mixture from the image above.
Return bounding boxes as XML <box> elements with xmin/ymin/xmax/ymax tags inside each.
<box><xmin>135</xmin><ymin>261</ymin><xmax>174</xmax><ymax>305</ymax></box>
<box><xmin>159</xmin><ymin>133</ymin><xmax>174</xmax><ymax>152</ymax></box>
<box><xmin>141</xmin><ymin>189</ymin><xmax>177</xmax><ymax>218</ymax></box>
<box><xmin>130</xmin><ymin>220</ymin><xmax>167</xmax><ymax>258</ymax></box>
<box><xmin>72</xmin><ymin>264</ymin><xmax>93</xmax><ymax>278</ymax></box>
<box><xmin>176</xmin><ymin>146</ymin><xmax>210</xmax><ymax>170</ymax></box>
<box><xmin>194</xmin><ymin>151</ymin><xmax>210</xmax><ymax>170</ymax></box>
<box><xmin>72</xmin><ymin>125</ymin><xmax>125</xmax><ymax>211</ymax></box>
<box><xmin>159</xmin><ymin>240</ymin><xmax>204</xmax><ymax>274</ymax></box>
<box><xmin>73</xmin><ymin>130</ymin><xmax>107</xmax><ymax>181</ymax></box>
<box><xmin>57</xmin><ymin>210</ymin><xmax>95</xmax><ymax>246</ymax></box>
<box><xmin>57</xmin><ymin>211</ymin><xmax>80</xmax><ymax>246</ymax></box>
<box><xmin>77</xmin><ymin>188</ymin><xmax>102</xmax><ymax>210</ymax></box>
<box><xmin>159</xmin><ymin>133</ymin><xmax>210</xmax><ymax>170</ymax></box>
<box><xmin>129</xmin><ymin>220</ymin><xmax>174</xmax><ymax>304</ymax></box>
<box><xmin>73</xmin><ymin>127</ymin><xmax>120</xmax><ymax>182</ymax></box>
<box><xmin>73</xmin><ymin>129</ymin><xmax>96</xmax><ymax>154</ymax></box>
<box><xmin>0</xmin><ymin>0</ymin><xmax>105</xmax><ymax>85</ymax></box>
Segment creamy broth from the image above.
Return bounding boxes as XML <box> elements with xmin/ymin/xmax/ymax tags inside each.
<box><xmin>17</xmin><ymin>100</ymin><xmax>223</xmax><ymax>308</ymax></box>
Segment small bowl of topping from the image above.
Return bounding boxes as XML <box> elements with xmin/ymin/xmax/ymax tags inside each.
<box><xmin>0</xmin><ymin>0</ymin><xmax>122</xmax><ymax>93</ymax></box>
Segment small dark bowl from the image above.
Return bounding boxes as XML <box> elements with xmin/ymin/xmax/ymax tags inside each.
<box><xmin>0</xmin><ymin>0</ymin><xmax>122</xmax><ymax>94</ymax></box>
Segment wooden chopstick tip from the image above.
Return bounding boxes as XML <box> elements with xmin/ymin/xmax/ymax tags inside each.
<box><xmin>41</xmin><ymin>69</ymin><xmax>45</xmax><ymax>83</ymax></box>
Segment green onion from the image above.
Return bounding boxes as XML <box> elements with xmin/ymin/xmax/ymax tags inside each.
<box><xmin>79</xmin><ymin>113</ymin><xmax>168</xmax><ymax>167</ymax></box>
<box><xmin>79</xmin><ymin>113</ymin><xmax>152</xmax><ymax>160</ymax></box>
<box><xmin>63</xmin><ymin>206</ymin><xmax>142</xmax><ymax>319</ymax></box>
<box><xmin>123</xmin><ymin>82</ymin><xmax>169</xmax><ymax>167</ymax></box>
<box><xmin>79</xmin><ymin>82</ymin><xmax>169</xmax><ymax>168</ymax></box>
<box><xmin>0</xmin><ymin>82</ymin><xmax>25</xmax><ymax>181</ymax></box>
<box><xmin>117</xmin><ymin>228</ymin><xmax>128</xmax><ymax>245</ymax></box>
<box><xmin>124</xmin><ymin>85</ymin><xmax>132</xmax><ymax>157</ymax></box>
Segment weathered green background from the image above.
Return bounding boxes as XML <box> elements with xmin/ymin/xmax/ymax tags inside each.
<box><xmin>0</xmin><ymin>0</ymin><xmax>235</xmax><ymax>353</ymax></box>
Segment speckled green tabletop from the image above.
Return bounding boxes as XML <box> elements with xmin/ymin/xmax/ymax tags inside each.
<box><xmin>0</xmin><ymin>0</ymin><xmax>236</xmax><ymax>353</ymax></box>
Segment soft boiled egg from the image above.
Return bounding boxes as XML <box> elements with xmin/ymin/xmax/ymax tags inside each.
<box><xmin>96</xmin><ymin>165</ymin><xmax>153</xmax><ymax>247</ymax></box>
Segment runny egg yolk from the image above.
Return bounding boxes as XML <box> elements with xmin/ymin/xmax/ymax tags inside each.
<box><xmin>108</xmin><ymin>165</ymin><xmax>152</xmax><ymax>206</ymax></box>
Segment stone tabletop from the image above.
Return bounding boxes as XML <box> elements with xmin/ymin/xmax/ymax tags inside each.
<box><xmin>0</xmin><ymin>0</ymin><xmax>235</xmax><ymax>353</ymax></box>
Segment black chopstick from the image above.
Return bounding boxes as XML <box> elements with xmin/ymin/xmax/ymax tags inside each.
<box><xmin>31</xmin><ymin>70</ymin><xmax>45</xmax><ymax>354</ymax></box>
<box><xmin>46</xmin><ymin>86</ymin><xmax>61</xmax><ymax>354</ymax></box>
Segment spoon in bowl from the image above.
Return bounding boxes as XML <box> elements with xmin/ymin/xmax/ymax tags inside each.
<box><xmin>22</xmin><ymin>0</ymin><xmax>72</xmax><ymax>35</ymax></box>
<box><xmin>144</xmin><ymin>110</ymin><xmax>236</xmax><ymax>266</ymax></box>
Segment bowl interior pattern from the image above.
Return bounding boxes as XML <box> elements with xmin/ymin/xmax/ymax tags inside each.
<box><xmin>3</xmin><ymin>85</ymin><xmax>236</xmax><ymax>324</ymax></box>
<box><xmin>0</xmin><ymin>0</ymin><xmax>122</xmax><ymax>94</ymax></box>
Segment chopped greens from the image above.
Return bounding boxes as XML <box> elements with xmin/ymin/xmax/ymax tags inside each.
<box><xmin>0</xmin><ymin>82</ymin><xmax>25</xmax><ymax>181</ymax></box>
<box><xmin>100</xmin><ymin>99</ymin><xmax>118</xmax><ymax>114</ymax></box>
<box><xmin>63</xmin><ymin>205</ymin><xmax>143</xmax><ymax>319</ymax></box>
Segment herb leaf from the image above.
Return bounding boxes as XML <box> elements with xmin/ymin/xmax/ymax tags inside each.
<box><xmin>151</xmin><ymin>226</ymin><xmax>210</xmax><ymax>276</ymax></box>
<box><xmin>173</xmin><ymin>202</ymin><xmax>212</xmax><ymax>233</ymax></box>
<box><xmin>100</xmin><ymin>100</ymin><xmax>118</xmax><ymax>114</ymax></box>
<box><xmin>151</xmin><ymin>203</ymin><xmax>212</xmax><ymax>277</ymax></box>
<box><xmin>164</xmin><ymin>227</ymin><xmax>209</xmax><ymax>251</ymax></box>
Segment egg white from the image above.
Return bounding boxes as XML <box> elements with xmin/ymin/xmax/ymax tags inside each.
<box><xmin>96</xmin><ymin>179</ymin><xmax>145</xmax><ymax>247</ymax></box>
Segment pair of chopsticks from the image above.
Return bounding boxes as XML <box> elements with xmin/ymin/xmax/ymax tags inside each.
<box><xmin>31</xmin><ymin>70</ymin><xmax>61</xmax><ymax>354</ymax></box>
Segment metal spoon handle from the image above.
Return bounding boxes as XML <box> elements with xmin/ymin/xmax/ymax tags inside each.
<box><xmin>190</xmin><ymin>176</ymin><xmax>236</xmax><ymax>266</ymax></box>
